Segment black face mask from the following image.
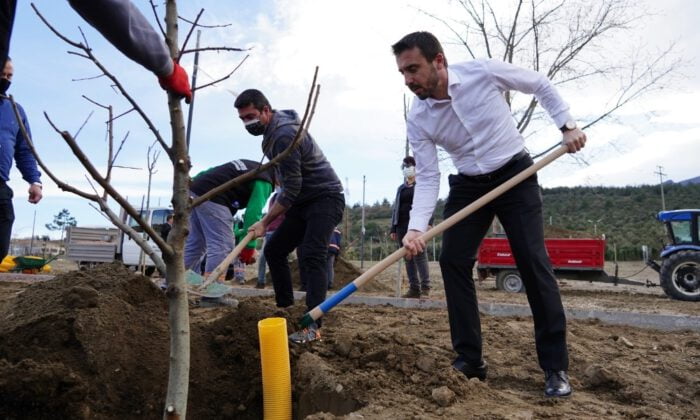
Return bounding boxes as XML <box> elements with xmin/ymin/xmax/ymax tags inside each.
<box><xmin>244</xmin><ymin>119</ymin><xmax>265</xmax><ymax>136</ymax></box>
<box><xmin>0</xmin><ymin>78</ymin><xmax>10</xmax><ymax>95</ymax></box>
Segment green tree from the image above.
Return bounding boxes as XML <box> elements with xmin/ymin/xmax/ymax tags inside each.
<box><xmin>45</xmin><ymin>208</ymin><xmax>77</xmax><ymax>243</ymax></box>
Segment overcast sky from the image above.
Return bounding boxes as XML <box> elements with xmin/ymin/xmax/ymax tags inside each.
<box><xmin>6</xmin><ymin>0</ymin><xmax>699</xmax><ymax>239</ymax></box>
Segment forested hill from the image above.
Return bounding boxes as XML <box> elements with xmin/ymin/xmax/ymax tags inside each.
<box><xmin>341</xmin><ymin>183</ymin><xmax>700</xmax><ymax>260</ymax></box>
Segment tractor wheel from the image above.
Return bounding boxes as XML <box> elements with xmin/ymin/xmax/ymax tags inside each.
<box><xmin>496</xmin><ymin>270</ymin><xmax>525</xmax><ymax>293</ymax></box>
<box><xmin>659</xmin><ymin>251</ymin><xmax>700</xmax><ymax>301</ymax></box>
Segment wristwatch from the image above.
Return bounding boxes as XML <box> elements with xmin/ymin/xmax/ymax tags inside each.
<box><xmin>560</xmin><ymin>120</ymin><xmax>577</xmax><ymax>133</ymax></box>
<box><xmin>31</xmin><ymin>182</ymin><xmax>42</xmax><ymax>189</ymax></box>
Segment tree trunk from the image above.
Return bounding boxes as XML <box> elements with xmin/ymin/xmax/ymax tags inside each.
<box><xmin>163</xmin><ymin>1</ymin><xmax>192</xmax><ymax>418</ymax></box>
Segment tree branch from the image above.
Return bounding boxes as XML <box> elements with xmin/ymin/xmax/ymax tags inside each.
<box><xmin>192</xmin><ymin>54</ymin><xmax>249</xmax><ymax>92</ymax></box>
<box><xmin>148</xmin><ymin>0</ymin><xmax>167</xmax><ymax>38</ymax></box>
<box><xmin>177</xmin><ymin>8</ymin><xmax>204</xmax><ymax>62</ymax></box>
<box><xmin>31</xmin><ymin>3</ymin><xmax>173</xmax><ymax>160</ymax></box>
<box><xmin>43</xmin><ymin>112</ymin><xmax>169</xmax><ymax>253</ymax></box>
<box><xmin>8</xmin><ymin>96</ymin><xmax>98</xmax><ymax>201</ymax></box>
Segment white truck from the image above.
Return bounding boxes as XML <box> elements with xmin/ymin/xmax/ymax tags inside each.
<box><xmin>65</xmin><ymin>207</ymin><xmax>173</xmax><ymax>275</ymax></box>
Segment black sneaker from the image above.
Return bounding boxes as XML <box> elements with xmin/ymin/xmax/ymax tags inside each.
<box><xmin>402</xmin><ymin>288</ymin><xmax>421</xmax><ymax>299</ymax></box>
<box><xmin>544</xmin><ymin>370</ymin><xmax>572</xmax><ymax>397</ymax></box>
<box><xmin>255</xmin><ymin>283</ymin><xmax>265</xmax><ymax>289</ymax></box>
<box><xmin>452</xmin><ymin>356</ymin><xmax>488</xmax><ymax>381</ymax></box>
<box><xmin>288</xmin><ymin>322</ymin><xmax>321</xmax><ymax>344</ymax></box>
<box><xmin>420</xmin><ymin>287</ymin><xmax>431</xmax><ymax>297</ymax></box>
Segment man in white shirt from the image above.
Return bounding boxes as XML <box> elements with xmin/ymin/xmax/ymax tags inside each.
<box><xmin>392</xmin><ymin>31</ymin><xmax>586</xmax><ymax>398</ymax></box>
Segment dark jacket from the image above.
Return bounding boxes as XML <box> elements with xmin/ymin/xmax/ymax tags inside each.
<box><xmin>390</xmin><ymin>182</ymin><xmax>433</xmax><ymax>233</ymax></box>
<box><xmin>328</xmin><ymin>228</ymin><xmax>342</xmax><ymax>256</ymax></box>
<box><xmin>190</xmin><ymin>159</ymin><xmax>273</xmax><ymax>215</ymax></box>
<box><xmin>261</xmin><ymin>109</ymin><xmax>343</xmax><ymax>208</ymax></box>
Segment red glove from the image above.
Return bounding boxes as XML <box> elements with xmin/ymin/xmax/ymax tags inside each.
<box><xmin>239</xmin><ymin>248</ymin><xmax>256</xmax><ymax>265</ymax></box>
<box><xmin>158</xmin><ymin>60</ymin><xmax>193</xmax><ymax>104</ymax></box>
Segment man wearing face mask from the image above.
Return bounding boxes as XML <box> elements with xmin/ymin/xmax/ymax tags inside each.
<box><xmin>235</xmin><ymin>89</ymin><xmax>344</xmax><ymax>344</ymax></box>
<box><xmin>0</xmin><ymin>57</ymin><xmax>42</xmax><ymax>262</ymax></box>
<box><xmin>390</xmin><ymin>155</ymin><xmax>432</xmax><ymax>298</ymax></box>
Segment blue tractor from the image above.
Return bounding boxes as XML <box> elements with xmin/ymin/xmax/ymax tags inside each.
<box><xmin>646</xmin><ymin>209</ymin><xmax>700</xmax><ymax>301</ymax></box>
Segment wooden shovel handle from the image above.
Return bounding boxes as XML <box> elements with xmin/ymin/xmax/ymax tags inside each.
<box><xmin>200</xmin><ymin>231</ymin><xmax>256</xmax><ymax>289</ymax></box>
<box><xmin>350</xmin><ymin>145</ymin><xmax>569</xmax><ymax>290</ymax></box>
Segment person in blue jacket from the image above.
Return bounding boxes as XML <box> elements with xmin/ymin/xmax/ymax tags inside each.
<box><xmin>0</xmin><ymin>57</ymin><xmax>41</xmax><ymax>261</ymax></box>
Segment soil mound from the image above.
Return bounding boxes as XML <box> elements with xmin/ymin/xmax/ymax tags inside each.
<box><xmin>1</xmin><ymin>264</ymin><xmax>698</xmax><ymax>419</ymax></box>
<box><xmin>0</xmin><ymin>263</ymin><xmax>169</xmax><ymax>419</ymax></box>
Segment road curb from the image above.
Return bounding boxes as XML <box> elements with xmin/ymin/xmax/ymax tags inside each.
<box><xmin>230</xmin><ymin>287</ymin><xmax>700</xmax><ymax>333</ymax></box>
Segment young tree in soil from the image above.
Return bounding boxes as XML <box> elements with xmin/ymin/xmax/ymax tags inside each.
<box><xmin>10</xmin><ymin>2</ymin><xmax>321</xmax><ymax>418</ymax></box>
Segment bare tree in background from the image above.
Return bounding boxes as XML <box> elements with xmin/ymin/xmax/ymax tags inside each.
<box><xmin>422</xmin><ymin>0</ymin><xmax>683</xmax><ymax>157</ymax></box>
<box><xmin>11</xmin><ymin>2</ymin><xmax>320</xmax><ymax>418</ymax></box>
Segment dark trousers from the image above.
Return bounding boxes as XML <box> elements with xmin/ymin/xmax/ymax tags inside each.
<box><xmin>440</xmin><ymin>153</ymin><xmax>568</xmax><ymax>371</ymax></box>
<box><xmin>0</xmin><ymin>182</ymin><xmax>15</xmax><ymax>261</ymax></box>
<box><xmin>0</xmin><ymin>0</ymin><xmax>17</xmax><ymax>66</ymax></box>
<box><xmin>396</xmin><ymin>226</ymin><xmax>430</xmax><ymax>290</ymax></box>
<box><xmin>265</xmin><ymin>194</ymin><xmax>344</xmax><ymax>327</ymax></box>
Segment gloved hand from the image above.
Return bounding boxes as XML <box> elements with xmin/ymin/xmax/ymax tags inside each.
<box><xmin>239</xmin><ymin>248</ymin><xmax>256</xmax><ymax>265</ymax></box>
<box><xmin>158</xmin><ymin>60</ymin><xmax>193</xmax><ymax>104</ymax></box>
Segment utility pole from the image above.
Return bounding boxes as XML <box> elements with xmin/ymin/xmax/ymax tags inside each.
<box><xmin>360</xmin><ymin>175</ymin><xmax>366</xmax><ymax>268</ymax></box>
<box><xmin>654</xmin><ymin>165</ymin><xmax>667</xmax><ymax>211</ymax></box>
<box><xmin>185</xmin><ymin>30</ymin><xmax>201</xmax><ymax>149</ymax></box>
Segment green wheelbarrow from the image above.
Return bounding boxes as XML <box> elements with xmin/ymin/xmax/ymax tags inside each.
<box><xmin>10</xmin><ymin>255</ymin><xmax>60</xmax><ymax>274</ymax></box>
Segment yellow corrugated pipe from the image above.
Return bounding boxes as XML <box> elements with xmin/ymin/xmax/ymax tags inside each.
<box><xmin>258</xmin><ymin>317</ymin><xmax>292</xmax><ymax>420</ymax></box>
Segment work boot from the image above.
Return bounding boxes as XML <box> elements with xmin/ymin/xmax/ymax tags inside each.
<box><xmin>544</xmin><ymin>370</ymin><xmax>572</xmax><ymax>398</ymax></box>
<box><xmin>401</xmin><ymin>287</ymin><xmax>420</xmax><ymax>299</ymax></box>
<box><xmin>452</xmin><ymin>356</ymin><xmax>488</xmax><ymax>381</ymax></box>
<box><xmin>420</xmin><ymin>287</ymin><xmax>431</xmax><ymax>297</ymax></box>
<box><xmin>289</xmin><ymin>322</ymin><xmax>321</xmax><ymax>344</ymax></box>
<box><xmin>255</xmin><ymin>283</ymin><xmax>265</xmax><ymax>289</ymax></box>
<box><xmin>402</xmin><ymin>288</ymin><xmax>421</xmax><ymax>299</ymax></box>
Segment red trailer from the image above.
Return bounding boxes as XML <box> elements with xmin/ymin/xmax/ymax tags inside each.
<box><xmin>477</xmin><ymin>237</ymin><xmax>609</xmax><ymax>292</ymax></box>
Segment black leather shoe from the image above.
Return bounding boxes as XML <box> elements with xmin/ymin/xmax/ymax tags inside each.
<box><xmin>544</xmin><ymin>370</ymin><xmax>572</xmax><ymax>397</ymax></box>
<box><xmin>452</xmin><ymin>357</ymin><xmax>488</xmax><ymax>381</ymax></box>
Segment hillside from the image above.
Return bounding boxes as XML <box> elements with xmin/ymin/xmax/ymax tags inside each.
<box><xmin>341</xmin><ymin>183</ymin><xmax>700</xmax><ymax>261</ymax></box>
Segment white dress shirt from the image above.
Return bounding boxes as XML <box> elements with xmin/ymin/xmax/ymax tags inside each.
<box><xmin>406</xmin><ymin>59</ymin><xmax>572</xmax><ymax>232</ymax></box>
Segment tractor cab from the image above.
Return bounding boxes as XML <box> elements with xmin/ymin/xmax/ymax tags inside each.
<box><xmin>657</xmin><ymin>210</ymin><xmax>700</xmax><ymax>256</ymax></box>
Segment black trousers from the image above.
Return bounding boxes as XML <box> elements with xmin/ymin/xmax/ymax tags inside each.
<box><xmin>265</xmin><ymin>193</ymin><xmax>344</xmax><ymax>327</ymax></box>
<box><xmin>440</xmin><ymin>153</ymin><xmax>569</xmax><ymax>371</ymax></box>
<box><xmin>0</xmin><ymin>0</ymin><xmax>16</xmax><ymax>67</ymax></box>
<box><xmin>0</xmin><ymin>182</ymin><xmax>15</xmax><ymax>261</ymax></box>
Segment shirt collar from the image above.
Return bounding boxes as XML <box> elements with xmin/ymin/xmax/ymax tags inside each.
<box><xmin>424</xmin><ymin>67</ymin><xmax>461</xmax><ymax>108</ymax></box>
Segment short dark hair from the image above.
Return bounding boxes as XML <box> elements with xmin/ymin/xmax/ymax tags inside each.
<box><xmin>402</xmin><ymin>156</ymin><xmax>416</xmax><ymax>167</ymax></box>
<box><xmin>391</xmin><ymin>31</ymin><xmax>447</xmax><ymax>66</ymax></box>
<box><xmin>234</xmin><ymin>89</ymin><xmax>271</xmax><ymax>111</ymax></box>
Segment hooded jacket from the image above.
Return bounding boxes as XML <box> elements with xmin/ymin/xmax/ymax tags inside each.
<box><xmin>261</xmin><ymin>109</ymin><xmax>342</xmax><ymax>208</ymax></box>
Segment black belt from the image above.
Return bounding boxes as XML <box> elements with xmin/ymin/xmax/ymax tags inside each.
<box><xmin>459</xmin><ymin>150</ymin><xmax>528</xmax><ymax>183</ymax></box>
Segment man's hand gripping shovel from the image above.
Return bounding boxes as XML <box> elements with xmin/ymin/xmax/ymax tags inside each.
<box><xmin>294</xmin><ymin>145</ymin><xmax>570</xmax><ymax>335</ymax></box>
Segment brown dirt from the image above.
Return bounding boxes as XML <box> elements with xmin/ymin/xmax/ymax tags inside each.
<box><xmin>0</xmin><ymin>262</ymin><xmax>698</xmax><ymax>419</ymax></box>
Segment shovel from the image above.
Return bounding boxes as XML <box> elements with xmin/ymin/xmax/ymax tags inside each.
<box><xmin>298</xmin><ymin>145</ymin><xmax>569</xmax><ymax>328</ymax></box>
<box><xmin>186</xmin><ymin>231</ymin><xmax>256</xmax><ymax>298</ymax></box>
